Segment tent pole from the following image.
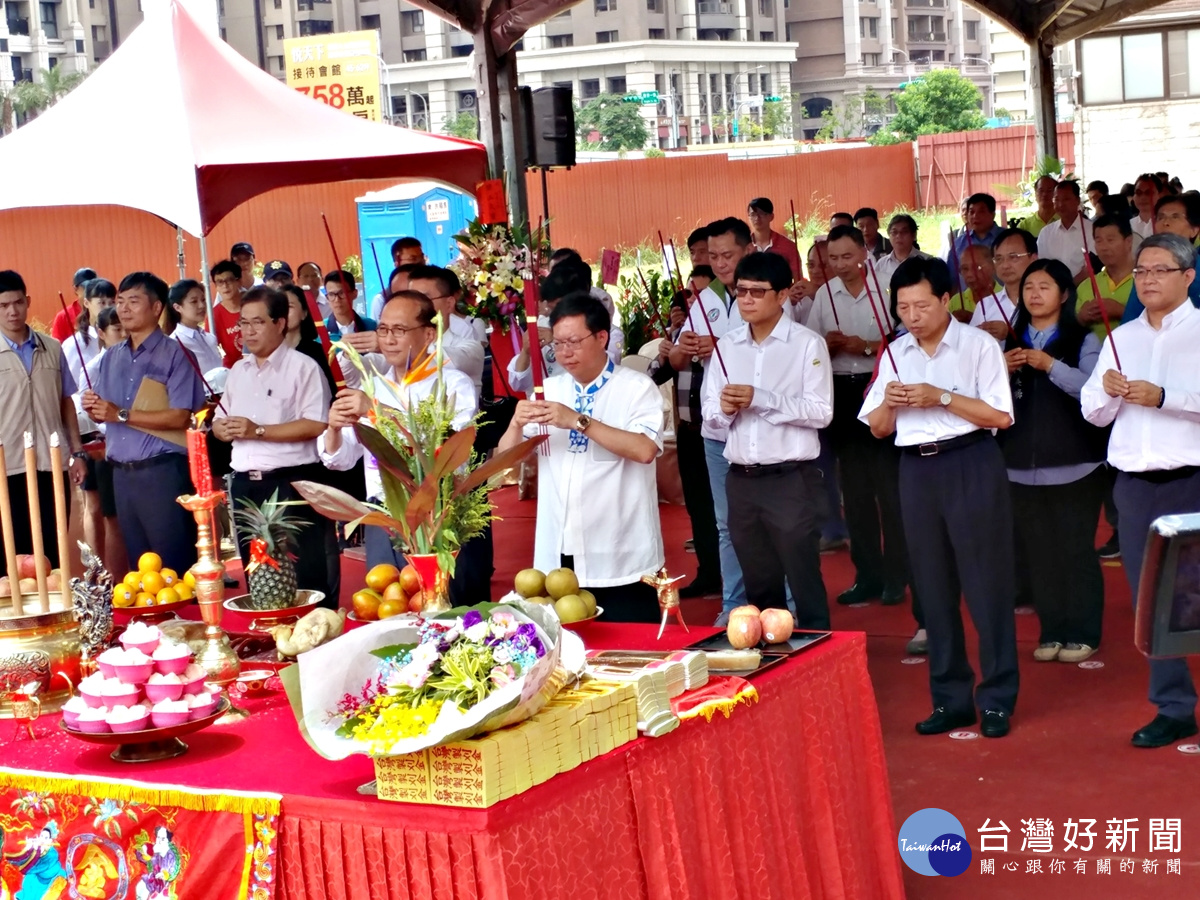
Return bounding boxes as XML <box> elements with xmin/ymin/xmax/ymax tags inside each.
<box><xmin>177</xmin><ymin>226</ymin><xmax>186</xmax><ymax>280</ymax></box>
<box><xmin>200</xmin><ymin>235</ymin><xmax>215</xmax><ymax>335</ymax></box>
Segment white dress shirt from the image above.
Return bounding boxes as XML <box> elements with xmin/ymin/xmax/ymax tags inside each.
<box><xmin>319</xmin><ymin>365</ymin><xmax>478</xmax><ymax>500</ymax></box>
<box><xmin>808</xmin><ymin>277</ymin><xmax>896</xmax><ymax>375</ymax></box>
<box><xmin>1132</xmin><ymin>216</ymin><xmax>1155</xmax><ymax>240</ymax></box>
<box><xmin>63</xmin><ymin>328</ymin><xmax>100</xmax><ymax>392</ymax></box>
<box><xmin>522</xmin><ymin>365</ymin><xmax>664</xmax><ymax>587</ymax></box>
<box><xmin>448</xmin><ymin>313</ymin><xmax>487</xmax><ymax>344</ymax></box>
<box><xmin>442</xmin><ymin>329</ymin><xmax>485</xmax><ymax>392</ymax></box>
<box><xmin>682</xmin><ymin>284</ymin><xmax>743</xmax><ymax>442</ymax></box>
<box><xmin>969</xmin><ymin>286</ymin><xmax>1018</xmax><ymax>328</ymax></box>
<box><xmin>1037</xmin><ymin>216</ymin><xmax>1095</xmax><ymax>277</ymax></box>
<box><xmin>589</xmin><ymin>286</ymin><xmax>626</xmax><ymax>363</ymax></box>
<box><xmin>701</xmin><ymin>316</ymin><xmax>833</xmax><ymax>465</ymax></box>
<box><xmin>859</xmin><ymin>317</ymin><xmax>1014</xmax><ymax>445</ymax></box>
<box><xmin>223</xmin><ymin>343</ymin><xmax>331</xmax><ymax>472</ymax></box>
<box><xmin>1080</xmin><ymin>301</ymin><xmax>1200</xmax><ymax>472</ymax></box>
<box><xmin>170</xmin><ymin>323</ymin><xmax>225</xmax><ymax>375</ymax></box>
<box><xmin>874</xmin><ymin>249</ymin><xmax>931</xmax><ymax>290</ymax></box>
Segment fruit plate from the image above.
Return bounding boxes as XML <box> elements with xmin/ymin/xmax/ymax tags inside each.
<box><xmin>223</xmin><ymin>590</ymin><xmax>325</xmax><ymax>630</ymax></box>
<box><xmin>686</xmin><ymin>630</ymin><xmax>833</xmax><ymax>655</ymax></box>
<box><xmin>114</xmin><ymin>595</ymin><xmax>197</xmax><ymax>623</ymax></box>
<box><xmin>59</xmin><ymin>698</ymin><xmax>230</xmax><ymax>763</ymax></box>
<box><xmin>346</xmin><ymin>610</ymin><xmax>420</xmax><ymax>625</ymax></box>
<box><xmin>561</xmin><ymin>606</ymin><xmax>604</xmax><ymax>628</ymax></box>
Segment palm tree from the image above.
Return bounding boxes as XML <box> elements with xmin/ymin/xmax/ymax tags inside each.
<box><xmin>39</xmin><ymin>66</ymin><xmax>86</xmax><ymax>104</ymax></box>
<box><xmin>0</xmin><ymin>67</ymin><xmax>86</xmax><ymax>133</ymax></box>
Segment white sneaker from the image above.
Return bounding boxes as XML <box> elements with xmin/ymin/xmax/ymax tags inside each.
<box><xmin>1033</xmin><ymin>642</ymin><xmax>1063</xmax><ymax>662</ymax></box>
<box><xmin>906</xmin><ymin>629</ymin><xmax>928</xmax><ymax>655</ymax></box>
<box><xmin>1058</xmin><ymin>643</ymin><xmax>1097</xmax><ymax>663</ymax></box>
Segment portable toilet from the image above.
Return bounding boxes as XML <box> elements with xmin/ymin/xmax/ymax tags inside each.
<box><xmin>356</xmin><ymin>181</ymin><xmax>478</xmax><ymax>308</ymax></box>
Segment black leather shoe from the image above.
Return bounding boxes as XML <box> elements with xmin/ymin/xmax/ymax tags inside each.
<box><xmin>678</xmin><ymin>579</ymin><xmax>721</xmax><ymax>600</ymax></box>
<box><xmin>881</xmin><ymin>585</ymin><xmax>907</xmax><ymax>606</ymax></box>
<box><xmin>1131</xmin><ymin>714</ymin><xmax>1198</xmax><ymax>748</ymax></box>
<box><xmin>981</xmin><ymin>710</ymin><xmax>1010</xmax><ymax>738</ymax></box>
<box><xmin>837</xmin><ymin>582</ymin><xmax>883</xmax><ymax>605</ymax></box>
<box><xmin>916</xmin><ymin>707</ymin><xmax>976</xmax><ymax>735</ymax></box>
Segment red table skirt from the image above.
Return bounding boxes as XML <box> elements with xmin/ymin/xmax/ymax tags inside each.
<box><xmin>275</xmin><ymin>628</ymin><xmax>904</xmax><ymax>900</ymax></box>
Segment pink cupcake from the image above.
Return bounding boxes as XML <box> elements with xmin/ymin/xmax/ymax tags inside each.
<box><xmin>149</xmin><ymin>698</ymin><xmax>190</xmax><ymax>728</ymax></box>
<box><xmin>111</xmin><ymin>648</ymin><xmax>155</xmax><ymax>685</ymax></box>
<box><xmin>186</xmin><ymin>690</ymin><xmax>219</xmax><ymax>720</ymax></box>
<box><xmin>75</xmin><ymin>707</ymin><xmax>110</xmax><ymax>733</ymax></box>
<box><xmin>182</xmin><ymin>664</ymin><xmax>208</xmax><ymax>696</ymax></box>
<box><xmin>61</xmin><ymin>695</ymin><xmax>89</xmax><ymax>727</ymax></box>
<box><xmin>79</xmin><ymin>673</ymin><xmax>107</xmax><ymax>709</ymax></box>
<box><xmin>145</xmin><ymin>672</ymin><xmax>185</xmax><ymax>703</ymax></box>
<box><xmin>152</xmin><ymin>642</ymin><xmax>192</xmax><ymax>676</ymax></box>
<box><xmin>106</xmin><ymin>704</ymin><xmax>150</xmax><ymax>733</ymax></box>
<box><xmin>119</xmin><ymin>621</ymin><xmax>161</xmax><ymax>656</ymax></box>
<box><xmin>101</xmin><ymin>679</ymin><xmax>139</xmax><ymax>708</ymax></box>
<box><xmin>96</xmin><ymin>647</ymin><xmax>124</xmax><ymax>679</ymax></box>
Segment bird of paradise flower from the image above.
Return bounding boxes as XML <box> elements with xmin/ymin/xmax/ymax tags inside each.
<box><xmin>82</xmin><ymin>797</ymin><xmax>141</xmax><ymax>839</ymax></box>
<box><xmin>10</xmin><ymin>791</ymin><xmax>56</xmax><ymax>818</ymax></box>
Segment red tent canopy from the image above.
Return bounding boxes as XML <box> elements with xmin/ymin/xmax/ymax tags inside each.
<box><xmin>0</xmin><ymin>0</ymin><xmax>488</xmax><ymax>235</ymax></box>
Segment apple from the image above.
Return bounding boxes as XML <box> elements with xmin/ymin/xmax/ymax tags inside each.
<box><xmin>18</xmin><ymin>578</ymin><xmax>38</xmax><ymax>594</ymax></box>
<box><xmin>399</xmin><ymin>565</ymin><xmax>421</xmax><ymax>597</ymax></box>
<box><xmin>0</xmin><ymin>577</ymin><xmax>10</xmax><ymax>598</ymax></box>
<box><xmin>46</xmin><ymin>573</ymin><xmax>61</xmax><ymax>592</ymax></box>
<box><xmin>382</xmin><ymin>582</ymin><xmax>406</xmax><ymax>606</ymax></box>
<box><xmin>16</xmin><ymin>555</ymin><xmax>50</xmax><ymax>580</ymax></box>
<box><xmin>351</xmin><ymin>589</ymin><xmax>381</xmax><ymax>621</ymax></box>
<box><xmin>407</xmin><ymin>590</ymin><xmax>429</xmax><ymax>614</ymax></box>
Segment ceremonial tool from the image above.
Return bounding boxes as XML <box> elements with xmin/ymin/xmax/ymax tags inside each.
<box><xmin>859</xmin><ymin>264</ymin><xmax>901</xmax><ymax>378</ymax></box>
<box><xmin>642</xmin><ymin>567</ymin><xmax>687</xmax><ymax>639</ymax></box>
<box><xmin>964</xmin><ymin>230</ymin><xmax>1017</xmax><ymax>341</ymax></box>
<box><xmin>8</xmin><ymin>686</ymin><xmax>40</xmax><ymax>738</ymax></box>
<box><xmin>179</xmin><ymin>412</ymin><xmax>247</xmax><ymax>722</ymax></box>
<box><xmin>316</xmin><ymin>212</ymin><xmax>350</xmax><ymax>387</ymax></box>
<box><xmin>523</xmin><ymin>237</ymin><xmax>549</xmax><ymax>456</ymax></box>
<box><xmin>0</xmin><ymin>438</ymin><xmax>82</xmax><ymax>717</ymax></box>
<box><xmin>71</xmin><ymin>544</ymin><xmax>115</xmax><ymax>669</ymax></box>
<box><xmin>811</xmin><ymin>237</ymin><xmax>842</xmax><ymax>330</ymax></box>
<box><xmin>58</xmin><ymin>292</ymin><xmax>93</xmax><ymax>391</ymax></box>
<box><xmin>1080</xmin><ymin>226</ymin><xmax>1123</xmax><ymax>372</ymax></box>
<box><xmin>224</xmin><ymin>589</ymin><xmax>324</xmax><ymax>631</ymax></box>
<box><xmin>370</xmin><ymin>242</ymin><xmax>386</xmax><ymax>292</ymax></box>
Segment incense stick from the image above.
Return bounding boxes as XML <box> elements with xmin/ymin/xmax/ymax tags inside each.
<box><xmin>318</xmin><ymin>212</ymin><xmax>351</xmax><ymax>388</ymax></box>
<box><xmin>58</xmin><ymin>292</ymin><xmax>93</xmax><ymax>392</ymax></box>
<box><xmin>1080</xmin><ymin>224</ymin><xmax>1123</xmax><ymax>372</ymax></box>
<box><xmin>859</xmin><ymin>264</ymin><xmax>901</xmax><ymax>378</ymax></box>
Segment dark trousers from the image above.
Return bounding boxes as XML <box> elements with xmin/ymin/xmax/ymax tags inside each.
<box><xmin>830</xmin><ymin>374</ymin><xmax>912</xmax><ymax>592</ymax></box>
<box><xmin>727</xmin><ymin>462</ymin><xmax>830</xmax><ymax>629</ymax></box>
<box><xmin>1114</xmin><ymin>470</ymin><xmax>1200</xmax><ymax>720</ymax></box>
<box><xmin>2</xmin><ymin>470</ymin><xmax>70</xmax><ymax>576</ymax></box>
<box><xmin>676</xmin><ymin>420</ymin><xmax>720</xmax><ymax>586</ymax></box>
<box><xmin>560</xmin><ymin>554</ymin><xmax>658</xmax><ymax>623</ymax></box>
<box><xmin>1011</xmin><ymin>468</ymin><xmax>1106</xmax><ymax>647</ymax></box>
<box><xmin>365</xmin><ymin>523</ymin><xmax>494</xmax><ymax>607</ymax></box>
<box><xmin>112</xmin><ymin>453</ymin><xmax>198</xmax><ymax>576</ymax></box>
<box><xmin>231</xmin><ymin>463</ymin><xmax>337</xmax><ymax>608</ymax></box>
<box><xmin>899</xmin><ymin>438</ymin><xmax>1019</xmax><ymax>715</ymax></box>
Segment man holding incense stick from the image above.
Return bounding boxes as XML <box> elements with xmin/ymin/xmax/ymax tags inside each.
<box><xmin>0</xmin><ymin>270</ymin><xmax>87</xmax><ymax>577</ymax></box>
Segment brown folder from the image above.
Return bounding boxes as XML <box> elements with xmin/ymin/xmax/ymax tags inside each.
<box><xmin>130</xmin><ymin>378</ymin><xmax>188</xmax><ymax>448</ymax></box>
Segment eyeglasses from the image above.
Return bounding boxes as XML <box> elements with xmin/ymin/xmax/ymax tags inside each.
<box><xmin>1133</xmin><ymin>266</ymin><xmax>1186</xmax><ymax>279</ymax></box>
<box><xmin>993</xmin><ymin>252</ymin><xmax>1031</xmax><ymax>263</ymax></box>
<box><xmin>733</xmin><ymin>286</ymin><xmax>775</xmax><ymax>299</ymax></box>
<box><xmin>551</xmin><ymin>333</ymin><xmax>597</xmax><ymax>353</ymax></box>
<box><xmin>238</xmin><ymin>317</ymin><xmax>274</xmax><ymax>330</ymax></box>
<box><xmin>376</xmin><ymin>324</ymin><xmax>427</xmax><ymax>338</ymax></box>
<box><xmin>214</xmin><ymin>277</ymin><xmax>240</xmax><ymax>287</ymax></box>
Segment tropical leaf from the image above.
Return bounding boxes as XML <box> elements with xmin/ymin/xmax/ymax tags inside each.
<box><xmin>428</xmin><ymin>427</ymin><xmax>476</xmax><ymax>483</ymax></box>
<box><xmin>290</xmin><ymin>481</ymin><xmax>374</xmax><ymax>522</ymax></box>
<box><xmin>454</xmin><ymin>434</ymin><xmax>548</xmax><ymax>497</ymax></box>
<box><xmin>404</xmin><ymin>478</ymin><xmax>441</xmax><ymax>535</ymax></box>
<box><xmin>353</xmin><ymin>423</ymin><xmax>417</xmax><ymax>491</ymax></box>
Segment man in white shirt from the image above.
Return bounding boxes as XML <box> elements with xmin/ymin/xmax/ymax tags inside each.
<box><xmin>861</xmin><ymin>256</ymin><xmax>1018</xmax><ymax>739</ymax></box>
<box><xmin>990</xmin><ymin>228</ymin><xmax>1038</xmax><ymax>332</ymax></box>
<box><xmin>874</xmin><ymin>214</ymin><xmax>930</xmax><ymax>289</ymax></box>
<box><xmin>548</xmin><ymin>250</ymin><xmax>627</xmax><ymax>362</ymax></box>
<box><xmin>1037</xmin><ymin>180</ymin><xmax>1094</xmax><ymax>284</ymax></box>
<box><xmin>499</xmin><ymin>292</ymin><xmax>664</xmax><ymax>622</ymax></box>
<box><xmin>669</xmin><ymin>217</ymin><xmax>750</xmax><ymax>625</ymax></box>
<box><xmin>960</xmin><ymin>245</ymin><xmax>1014</xmax><ymax>341</ymax></box>
<box><xmin>1131</xmin><ymin>174</ymin><xmax>1161</xmax><ymax>240</ymax></box>
<box><xmin>211</xmin><ymin>287</ymin><xmax>334</xmax><ymax>604</ymax></box>
<box><xmin>1081</xmin><ymin>233</ymin><xmax>1200</xmax><ymax>749</ymax></box>
<box><xmin>701</xmin><ymin>252</ymin><xmax>833</xmax><ymax>628</ymax></box>
<box><xmin>812</xmin><ymin>226</ymin><xmax>915</xmax><ymax>612</ymax></box>
<box><xmin>409</xmin><ymin>265</ymin><xmax>488</xmax><ymax>346</ymax></box>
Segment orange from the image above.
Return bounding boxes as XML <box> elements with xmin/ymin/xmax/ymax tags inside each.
<box><xmin>135</xmin><ymin>592</ymin><xmax>155</xmax><ymax>607</ymax></box>
<box><xmin>155</xmin><ymin>587</ymin><xmax>181</xmax><ymax>606</ymax></box>
<box><xmin>123</xmin><ymin>571</ymin><xmax>143</xmax><ymax>591</ymax></box>
<box><xmin>138</xmin><ymin>552</ymin><xmax>163</xmax><ymax>573</ymax></box>
<box><xmin>112</xmin><ymin>585</ymin><xmax>136</xmax><ymax>608</ymax></box>
<box><xmin>140</xmin><ymin>572</ymin><xmax>166</xmax><ymax>596</ymax></box>
<box><xmin>159</xmin><ymin>568</ymin><xmax>179</xmax><ymax>586</ymax></box>
<box><xmin>365</xmin><ymin>564</ymin><xmax>401</xmax><ymax>593</ymax></box>
<box><xmin>351</xmin><ymin>589</ymin><xmax>381</xmax><ymax>621</ymax></box>
<box><xmin>377</xmin><ymin>598</ymin><xmax>403</xmax><ymax>619</ymax></box>
<box><xmin>183</xmin><ymin>570</ymin><xmax>197</xmax><ymax>589</ymax></box>
<box><xmin>175</xmin><ymin>584</ymin><xmax>195</xmax><ymax>601</ymax></box>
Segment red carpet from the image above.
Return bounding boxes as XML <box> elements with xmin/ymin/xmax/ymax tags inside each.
<box><xmin>332</xmin><ymin>487</ymin><xmax>1200</xmax><ymax>897</ymax></box>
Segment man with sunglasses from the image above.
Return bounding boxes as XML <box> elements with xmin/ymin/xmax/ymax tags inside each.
<box><xmin>499</xmin><ymin>292</ymin><xmax>664</xmax><ymax>622</ymax></box>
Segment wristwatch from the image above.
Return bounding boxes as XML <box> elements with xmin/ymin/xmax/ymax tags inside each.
<box><xmin>255</xmin><ymin>425</ymin><xmax>267</xmax><ymax>438</ymax></box>
<box><xmin>575</xmin><ymin>414</ymin><xmax>593</xmax><ymax>433</ymax></box>
<box><xmin>939</xmin><ymin>392</ymin><xmax>953</xmax><ymax>407</ymax></box>
<box><xmin>117</xmin><ymin>408</ymin><xmax>130</xmax><ymax>423</ymax></box>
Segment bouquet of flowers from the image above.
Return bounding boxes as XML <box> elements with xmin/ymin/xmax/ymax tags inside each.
<box><xmin>450</xmin><ymin>218</ymin><xmax>550</xmax><ymax>334</ymax></box>
<box><xmin>285</xmin><ymin>600</ymin><xmax>585</xmax><ymax>759</ymax></box>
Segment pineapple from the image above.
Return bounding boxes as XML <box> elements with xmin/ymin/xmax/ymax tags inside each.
<box><xmin>233</xmin><ymin>490</ymin><xmax>309</xmax><ymax>610</ymax></box>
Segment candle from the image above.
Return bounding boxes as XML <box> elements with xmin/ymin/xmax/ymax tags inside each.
<box><xmin>23</xmin><ymin>432</ymin><xmax>50</xmax><ymax>613</ymax></box>
<box><xmin>0</xmin><ymin>441</ymin><xmax>23</xmax><ymax>616</ymax></box>
<box><xmin>49</xmin><ymin>433</ymin><xmax>70</xmax><ymax>591</ymax></box>
<box><xmin>187</xmin><ymin>422</ymin><xmax>213</xmax><ymax>497</ymax></box>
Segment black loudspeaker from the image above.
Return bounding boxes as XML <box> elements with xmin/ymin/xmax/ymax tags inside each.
<box><xmin>521</xmin><ymin>86</ymin><xmax>576</xmax><ymax>168</ymax></box>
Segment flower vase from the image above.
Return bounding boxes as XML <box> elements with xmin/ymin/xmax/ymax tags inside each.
<box><xmin>407</xmin><ymin>553</ymin><xmax>456</xmax><ymax>613</ymax></box>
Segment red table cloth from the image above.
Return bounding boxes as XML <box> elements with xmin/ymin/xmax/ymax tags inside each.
<box><xmin>4</xmin><ymin>625</ymin><xmax>903</xmax><ymax>900</ymax></box>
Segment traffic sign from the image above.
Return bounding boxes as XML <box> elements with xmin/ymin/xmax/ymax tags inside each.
<box><xmin>641</xmin><ymin>90</ymin><xmax>659</xmax><ymax>105</ymax></box>
<box><xmin>765</xmin><ymin>95</ymin><xmax>781</xmax><ymax>102</ymax></box>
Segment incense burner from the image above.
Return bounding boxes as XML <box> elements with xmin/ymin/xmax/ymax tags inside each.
<box><xmin>0</xmin><ymin>595</ymin><xmax>82</xmax><ymax>717</ymax></box>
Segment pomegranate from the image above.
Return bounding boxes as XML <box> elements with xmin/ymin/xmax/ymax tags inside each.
<box><xmin>759</xmin><ymin>608</ymin><xmax>794</xmax><ymax>644</ymax></box>
<box><xmin>727</xmin><ymin>614</ymin><xmax>762</xmax><ymax>650</ymax></box>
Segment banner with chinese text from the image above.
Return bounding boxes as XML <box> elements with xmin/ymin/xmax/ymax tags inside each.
<box><xmin>0</xmin><ymin>768</ymin><xmax>280</xmax><ymax>899</ymax></box>
<box><xmin>283</xmin><ymin>31</ymin><xmax>382</xmax><ymax>123</ymax></box>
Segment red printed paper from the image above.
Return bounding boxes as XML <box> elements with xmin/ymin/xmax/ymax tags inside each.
<box><xmin>475</xmin><ymin>180</ymin><xmax>508</xmax><ymax>225</ymax></box>
<box><xmin>600</xmin><ymin>249</ymin><xmax>621</xmax><ymax>287</ymax></box>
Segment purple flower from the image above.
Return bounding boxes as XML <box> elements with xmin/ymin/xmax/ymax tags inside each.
<box><xmin>462</xmin><ymin>610</ymin><xmax>484</xmax><ymax>629</ymax></box>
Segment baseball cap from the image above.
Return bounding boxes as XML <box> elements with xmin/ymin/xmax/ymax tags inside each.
<box><xmin>748</xmin><ymin>198</ymin><xmax>774</xmax><ymax>215</ymax></box>
<box><xmin>261</xmin><ymin>260</ymin><xmax>293</xmax><ymax>280</ymax></box>
<box><xmin>230</xmin><ymin>242</ymin><xmax>254</xmax><ymax>257</ymax></box>
<box><xmin>73</xmin><ymin>267</ymin><xmax>98</xmax><ymax>287</ymax></box>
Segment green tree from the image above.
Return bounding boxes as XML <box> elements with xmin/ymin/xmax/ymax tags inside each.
<box><xmin>761</xmin><ymin>98</ymin><xmax>792</xmax><ymax>139</ymax></box>
<box><xmin>815</xmin><ymin>88</ymin><xmax>890</xmax><ymax>141</ymax></box>
<box><xmin>39</xmin><ymin>66</ymin><xmax>86</xmax><ymax>104</ymax></box>
<box><xmin>883</xmin><ymin>69</ymin><xmax>986</xmax><ymax>141</ymax></box>
<box><xmin>442</xmin><ymin>111</ymin><xmax>479</xmax><ymax>140</ymax></box>
<box><xmin>575</xmin><ymin>94</ymin><xmax>648</xmax><ymax>151</ymax></box>
<box><xmin>0</xmin><ymin>67</ymin><xmax>87</xmax><ymax>131</ymax></box>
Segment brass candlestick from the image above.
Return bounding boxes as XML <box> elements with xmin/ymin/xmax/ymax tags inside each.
<box><xmin>643</xmin><ymin>567</ymin><xmax>688</xmax><ymax>640</ymax></box>
<box><xmin>177</xmin><ymin>493</ymin><xmax>248</xmax><ymax>723</ymax></box>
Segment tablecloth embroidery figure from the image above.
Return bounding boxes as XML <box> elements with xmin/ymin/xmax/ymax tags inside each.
<box><xmin>5</xmin><ymin>821</ymin><xmax>68</xmax><ymax>900</ymax></box>
<box><xmin>134</xmin><ymin>827</ymin><xmax>181</xmax><ymax>900</ymax></box>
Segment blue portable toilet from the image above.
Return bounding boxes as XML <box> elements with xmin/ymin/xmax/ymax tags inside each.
<box><xmin>356</xmin><ymin>181</ymin><xmax>478</xmax><ymax>308</ymax></box>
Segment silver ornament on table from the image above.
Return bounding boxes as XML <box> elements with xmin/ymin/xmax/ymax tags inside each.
<box><xmin>69</xmin><ymin>542</ymin><xmax>114</xmax><ymax>667</ymax></box>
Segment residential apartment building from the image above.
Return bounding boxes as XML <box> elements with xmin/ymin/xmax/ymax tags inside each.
<box><xmin>786</xmin><ymin>0</ymin><xmax>991</xmax><ymax>139</ymax></box>
<box><xmin>1</xmin><ymin>0</ymin><xmax>89</xmax><ymax>92</ymax></box>
<box><xmin>987</xmin><ymin>17</ymin><xmax>1074</xmax><ymax>123</ymax></box>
